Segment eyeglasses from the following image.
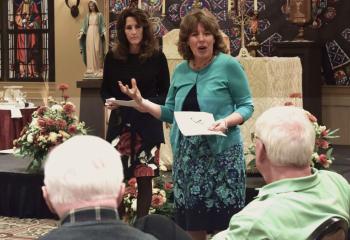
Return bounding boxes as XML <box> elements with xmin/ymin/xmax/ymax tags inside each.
<box><xmin>251</xmin><ymin>132</ymin><xmax>261</xmax><ymax>144</ymax></box>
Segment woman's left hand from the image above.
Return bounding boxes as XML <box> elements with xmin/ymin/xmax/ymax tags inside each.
<box><xmin>208</xmin><ymin>119</ymin><xmax>228</xmax><ymax>133</ymax></box>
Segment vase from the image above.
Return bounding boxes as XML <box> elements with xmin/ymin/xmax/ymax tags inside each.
<box><xmin>26</xmin><ymin>156</ymin><xmax>45</xmax><ymax>174</ymax></box>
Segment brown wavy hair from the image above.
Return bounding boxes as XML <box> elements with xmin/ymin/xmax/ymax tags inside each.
<box><xmin>112</xmin><ymin>8</ymin><xmax>158</xmax><ymax>61</ymax></box>
<box><xmin>178</xmin><ymin>9</ymin><xmax>228</xmax><ymax>60</ymax></box>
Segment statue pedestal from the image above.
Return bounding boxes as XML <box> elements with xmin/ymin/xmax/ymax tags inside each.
<box><xmin>77</xmin><ymin>78</ymin><xmax>105</xmax><ymax>138</ymax></box>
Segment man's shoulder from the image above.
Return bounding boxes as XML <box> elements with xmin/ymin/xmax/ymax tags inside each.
<box><xmin>39</xmin><ymin>221</ymin><xmax>157</xmax><ymax>240</ymax></box>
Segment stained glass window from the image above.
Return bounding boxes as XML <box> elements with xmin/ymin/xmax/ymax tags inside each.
<box><xmin>0</xmin><ymin>0</ymin><xmax>54</xmax><ymax>82</ymax></box>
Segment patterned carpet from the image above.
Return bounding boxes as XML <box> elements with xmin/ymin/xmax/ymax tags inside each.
<box><xmin>0</xmin><ymin>217</ymin><xmax>57</xmax><ymax>240</ymax></box>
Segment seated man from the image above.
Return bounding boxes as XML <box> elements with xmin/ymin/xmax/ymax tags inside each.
<box><xmin>39</xmin><ymin>135</ymin><xmax>157</xmax><ymax>240</ymax></box>
<box><xmin>213</xmin><ymin>106</ymin><xmax>350</xmax><ymax>240</ymax></box>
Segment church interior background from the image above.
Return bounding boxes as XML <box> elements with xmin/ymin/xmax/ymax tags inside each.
<box><xmin>0</xmin><ymin>0</ymin><xmax>350</xmax><ymax>145</ymax></box>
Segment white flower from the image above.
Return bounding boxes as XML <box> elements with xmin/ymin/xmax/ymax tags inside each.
<box><xmin>319</xmin><ymin>125</ymin><xmax>326</xmax><ymax>132</ymax></box>
<box><xmin>311</xmin><ymin>152</ymin><xmax>319</xmax><ymax>161</ymax></box>
<box><xmin>59</xmin><ymin>130</ymin><xmax>70</xmax><ymax>139</ymax></box>
<box><xmin>149</xmin><ymin>208</ymin><xmax>156</xmax><ymax>214</ymax></box>
<box><xmin>38</xmin><ymin>135</ymin><xmax>47</xmax><ymax>142</ymax></box>
<box><xmin>159</xmin><ymin>190</ymin><xmax>166</xmax><ymax>198</ymax></box>
<box><xmin>48</xmin><ymin>132</ymin><xmax>58</xmax><ymax>142</ymax></box>
<box><xmin>30</xmin><ymin>118</ymin><xmax>38</xmax><ymax>127</ymax></box>
<box><xmin>51</xmin><ymin>104</ymin><xmax>63</xmax><ymax>112</ymax></box>
<box><xmin>159</xmin><ymin>164</ymin><xmax>168</xmax><ymax>172</ymax></box>
<box><xmin>150</xmin><ymin>146</ymin><xmax>157</xmax><ymax>156</ymax></box>
<box><xmin>131</xmin><ymin>198</ymin><xmax>137</xmax><ymax>212</ymax></box>
<box><xmin>152</xmin><ymin>188</ymin><xmax>160</xmax><ymax>194</ymax></box>
<box><xmin>26</xmin><ymin>133</ymin><xmax>34</xmax><ymax>143</ymax></box>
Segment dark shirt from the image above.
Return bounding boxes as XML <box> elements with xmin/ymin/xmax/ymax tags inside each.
<box><xmin>39</xmin><ymin>207</ymin><xmax>157</xmax><ymax>240</ymax></box>
<box><xmin>182</xmin><ymin>85</ymin><xmax>200</xmax><ymax>111</ymax></box>
<box><xmin>101</xmin><ymin>51</ymin><xmax>170</xmax><ymax>145</ymax></box>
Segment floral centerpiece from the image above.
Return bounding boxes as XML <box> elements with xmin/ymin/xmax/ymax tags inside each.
<box><xmin>123</xmin><ymin>172</ymin><xmax>174</xmax><ymax>224</ymax></box>
<box><xmin>246</xmin><ymin>93</ymin><xmax>339</xmax><ymax>171</ymax></box>
<box><xmin>13</xmin><ymin>84</ymin><xmax>88</xmax><ymax>173</ymax></box>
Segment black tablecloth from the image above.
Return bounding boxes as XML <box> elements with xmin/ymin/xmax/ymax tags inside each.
<box><xmin>0</xmin><ymin>153</ymin><xmax>57</xmax><ymax>219</ymax></box>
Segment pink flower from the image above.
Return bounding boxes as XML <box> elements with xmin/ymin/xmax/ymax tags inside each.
<box><xmin>128</xmin><ymin>178</ymin><xmax>137</xmax><ymax>187</ymax></box>
<box><xmin>316</xmin><ymin>139</ymin><xmax>329</xmax><ymax>149</ymax></box>
<box><xmin>151</xmin><ymin>194</ymin><xmax>166</xmax><ymax>208</ymax></box>
<box><xmin>68</xmin><ymin>125</ymin><xmax>77</xmax><ymax>134</ymax></box>
<box><xmin>321</xmin><ymin>129</ymin><xmax>329</xmax><ymax>137</ymax></box>
<box><xmin>46</xmin><ymin>119</ymin><xmax>55</xmax><ymax>127</ymax></box>
<box><xmin>58</xmin><ymin>83</ymin><xmax>69</xmax><ymax>91</ymax></box>
<box><xmin>318</xmin><ymin>154</ymin><xmax>330</xmax><ymax>168</ymax></box>
<box><xmin>289</xmin><ymin>92</ymin><xmax>302</xmax><ymax>98</ymax></box>
<box><xmin>63</xmin><ymin>94</ymin><xmax>70</xmax><ymax>101</ymax></box>
<box><xmin>124</xmin><ymin>186</ymin><xmax>137</xmax><ymax>198</ymax></box>
<box><xmin>57</xmin><ymin>119</ymin><xmax>67</xmax><ymax>129</ymax></box>
<box><xmin>38</xmin><ymin>118</ymin><xmax>46</xmax><ymax>128</ymax></box>
<box><xmin>164</xmin><ymin>182</ymin><xmax>173</xmax><ymax>190</ymax></box>
<box><xmin>63</xmin><ymin>103</ymin><xmax>75</xmax><ymax>115</ymax></box>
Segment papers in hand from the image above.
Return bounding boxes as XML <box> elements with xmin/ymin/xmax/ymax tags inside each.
<box><xmin>174</xmin><ymin>111</ymin><xmax>226</xmax><ymax>137</ymax></box>
<box><xmin>105</xmin><ymin>98</ymin><xmax>137</xmax><ymax>108</ymax></box>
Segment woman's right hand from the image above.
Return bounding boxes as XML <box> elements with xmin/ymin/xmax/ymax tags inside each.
<box><xmin>118</xmin><ymin>78</ymin><xmax>146</xmax><ymax>112</ymax></box>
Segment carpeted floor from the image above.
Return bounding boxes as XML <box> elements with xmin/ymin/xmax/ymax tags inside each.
<box><xmin>0</xmin><ymin>216</ymin><xmax>57</xmax><ymax>240</ymax></box>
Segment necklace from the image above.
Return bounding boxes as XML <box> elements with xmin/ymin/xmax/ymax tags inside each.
<box><xmin>191</xmin><ymin>55</ymin><xmax>215</xmax><ymax>70</ymax></box>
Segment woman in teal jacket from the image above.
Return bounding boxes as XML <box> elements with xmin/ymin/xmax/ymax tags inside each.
<box><xmin>119</xmin><ymin>9</ymin><xmax>253</xmax><ymax>240</ymax></box>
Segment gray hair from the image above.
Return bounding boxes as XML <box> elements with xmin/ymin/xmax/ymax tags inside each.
<box><xmin>44</xmin><ymin>135</ymin><xmax>124</xmax><ymax>206</ymax></box>
<box><xmin>254</xmin><ymin>106</ymin><xmax>315</xmax><ymax>167</ymax></box>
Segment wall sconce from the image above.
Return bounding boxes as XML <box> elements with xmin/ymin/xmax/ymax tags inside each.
<box><xmin>65</xmin><ymin>0</ymin><xmax>80</xmax><ymax>18</ymax></box>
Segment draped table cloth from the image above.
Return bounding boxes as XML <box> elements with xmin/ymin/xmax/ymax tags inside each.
<box><xmin>0</xmin><ymin>107</ymin><xmax>37</xmax><ymax>150</ymax></box>
<box><xmin>237</xmin><ymin>57</ymin><xmax>303</xmax><ymax>152</ymax></box>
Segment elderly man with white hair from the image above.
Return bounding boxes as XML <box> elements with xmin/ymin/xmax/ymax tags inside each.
<box><xmin>39</xmin><ymin>135</ymin><xmax>157</xmax><ymax>240</ymax></box>
<box><xmin>213</xmin><ymin>106</ymin><xmax>350</xmax><ymax>240</ymax></box>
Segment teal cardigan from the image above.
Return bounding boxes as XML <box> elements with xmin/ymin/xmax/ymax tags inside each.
<box><xmin>160</xmin><ymin>52</ymin><xmax>254</xmax><ymax>156</ymax></box>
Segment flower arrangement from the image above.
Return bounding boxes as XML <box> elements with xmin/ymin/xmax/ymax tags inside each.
<box><xmin>13</xmin><ymin>84</ymin><xmax>88</xmax><ymax>173</ymax></box>
<box><xmin>123</xmin><ymin>173</ymin><xmax>174</xmax><ymax>224</ymax></box>
<box><xmin>246</xmin><ymin>93</ymin><xmax>339</xmax><ymax>171</ymax></box>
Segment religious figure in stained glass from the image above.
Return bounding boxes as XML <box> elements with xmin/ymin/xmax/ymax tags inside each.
<box><xmin>14</xmin><ymin>0</ymin><xmax>41</xmax><ymax>78</ymax></box>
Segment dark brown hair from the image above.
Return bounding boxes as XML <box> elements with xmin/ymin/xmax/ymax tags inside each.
<box><xmin>112</xmin><ymin>8</ymin><xmax>158</xmax><ymax>61</ymax></box>
<box><xmin>178</xmin><ymin>9</ymin><xmax>228</xmax><ymax>60</ymax></box>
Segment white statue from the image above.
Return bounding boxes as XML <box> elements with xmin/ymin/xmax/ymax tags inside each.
<box><xmin>78</xmin><ymin>0</ymin><xmax>106</xmax><ymax>78</ymax></box>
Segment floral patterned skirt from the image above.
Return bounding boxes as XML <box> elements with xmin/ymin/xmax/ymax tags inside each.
<box><xmin>115</xmin><ymin>128</ymin><xmax>160</xmax><ymax>179</ymax></box>
<box><xmin>173</xmin><ymin>135</ymin><xmax>246</xmax><ymax>231</ymax></box>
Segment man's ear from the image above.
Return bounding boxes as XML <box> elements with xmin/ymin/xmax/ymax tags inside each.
<box><xmin>255</xmin><ymin>140</ymin><xmax>267</xmax><ymax>167</ymax></box>
<box><xmin>116</xmin><ymin>183</ymin><xmax>125</xmax><ymax>207</ymax></box>
<box><xmin>42</xmin><ymin>186</ymin><xmax>57</xmax><ymax>214</ymax></box>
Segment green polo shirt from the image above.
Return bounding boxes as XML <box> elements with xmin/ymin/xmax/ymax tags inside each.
<box><xmin>213</xmin><ymin>169</ymin><xmax>350</xmax><ymax>240</ymax></box>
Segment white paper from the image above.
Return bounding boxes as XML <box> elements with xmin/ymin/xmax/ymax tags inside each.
<box><xmin>105</xmin><ymin>98</ymin><xmax>137</xmax><ymax>108</ymax></box>
<box><xmin>174</xmin><ymin>111</ymin><xmax>226</xmax><ymax>137</ymax></box>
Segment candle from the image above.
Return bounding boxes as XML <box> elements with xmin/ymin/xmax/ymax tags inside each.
<box><xmin>162</xmin><ymin>0</ymin><xmax>166</xmax><ymax>15</ymax></box>
<box><xmin>228</xmin><ymin>0</ymin><xmax>231</xmax><ymax>14</ymax></box>
<box><xmin>138</xmin><ymin>0</ymin><xmax>142</xmax><ymax>9</ymax></box>
<box><xmin>254</xmin><ymin>0</ymin><xmax>258</xmax><ymax>11</ymax></box>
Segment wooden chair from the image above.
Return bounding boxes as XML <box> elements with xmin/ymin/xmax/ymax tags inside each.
<box><xmin>307</xmin><ymin>217</ymin><xmax>349</xmax><ymax>240</ymax></box>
